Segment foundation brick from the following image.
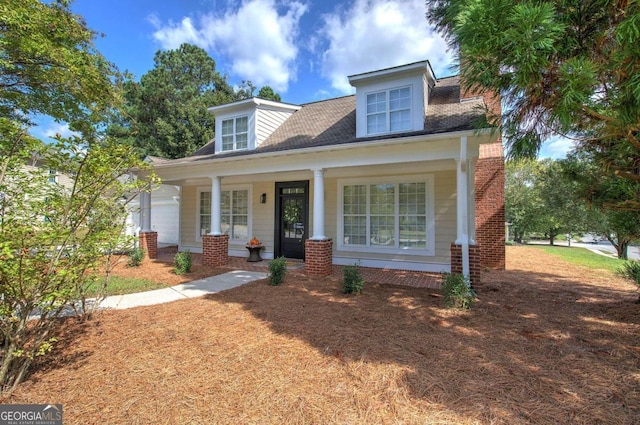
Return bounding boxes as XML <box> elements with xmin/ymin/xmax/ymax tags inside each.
<box><xmin>450</xmin><ymin>243</ymin><xmax>481</xmax><ymax>286</ymax></box>
<box><xmin>202</xmin><ymin>234</ymin><xmax>229</xmax><ymax>267</ymax></box>
<box><xmin>305</xmin><ymin>239</ymin><xmax>333</xmax><ymax>276</ymax></box>
<box><xmin>139</xmin><ymin>231</ymin><xmax>158</xmax><ymax>259</ymax></box>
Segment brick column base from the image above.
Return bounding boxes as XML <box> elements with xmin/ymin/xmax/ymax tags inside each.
<box><xmin>450</xmin><ymin>243</ymin><xmax>481</xmax><ymax>286</ymax></box>
<box><xmin>203</xmin><ymin>234</ymin><xmax>229</xmax><ymax>267</ymax></box>
<box><xmin>139</xmin><ymin>231</ymin><xmax>158</xmax><ymax>259</ymax></box>
<box><xmin>305</xmin><ymin>239</ymin><xmax>333</xmax><ymax>276</ymax></box>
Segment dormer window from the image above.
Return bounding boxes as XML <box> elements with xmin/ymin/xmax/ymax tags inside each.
<box><xmin>349</xmin><ymin>60</ymin><xmax>434</xmax><ymax>138</ymax></box>
<box><xmin>366</xmin><ymin>87</ymin><xmax>411</xmax><ymax>135</ymax></box>
<box><xmin>221</xmin><ymin>116</ymin><xmax>248</xmax><ymax>151</ymax></box>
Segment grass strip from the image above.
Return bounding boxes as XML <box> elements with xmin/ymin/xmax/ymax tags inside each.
<box><xmin>530</xmin><ymin>245</ymin><xmax>622</xmax><ymax>274</ymax></box>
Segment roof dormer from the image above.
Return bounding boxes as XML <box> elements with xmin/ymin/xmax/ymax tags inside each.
<box><xmin>208</xmin><ymin>98</ymin><xmax>300</xmax><ymax>153</ymax></box>
<box><xmin>348</xmin><ymin>60</ymin><xmax>436</xmax><ymax>138</ymax></box>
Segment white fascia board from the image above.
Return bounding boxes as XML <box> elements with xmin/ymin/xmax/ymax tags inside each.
<box><xmin>152</xmin><ymin>129</ymin><xmax>494</xmax><ymax>180</ymax></box>
<box><xmin>207</xmin><ymin>97</ymin><xmax>300</xmax><ymax>114</ymax></box>
<box><xmin>348</xmin><ymin>60</ymin><xmax>435</xmax><ymax>87</ymax></box>
<box><xmin>154</xmin><ymin>128</ymin><xmax>490</xmax><ymax>168</ymax></box>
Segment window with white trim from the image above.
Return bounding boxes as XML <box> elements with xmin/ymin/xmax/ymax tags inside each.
<box><xmin>339</xmin><ymin>176</ymin><xmax>434</xmax><ymax>254</ymax></box>
<box><xmin>221</xmin><ymin>116</ymin><xmax>248</xmax><ymax>151</ymax></box>
<box><xmin>366</xmin><ymin>87</ymin><xmax>411</xmax><ymax>135</ymax></box>
<box><xmin>198</xmin><ymin>188</ymin><xmax>250</xmax><ymax>241</ymax></box>
<box><xmin>221</xmin><ymin>190</ymin><xmax>248</xmax><ymax>240</ymax></box>
<box><xmin>199</xmin><ymin>191</ymin><xmax>211</xmax><ymax>237</ymax></box>
<box><xmin>48</xmin><ymin>169</ymin><xmax>58</xmax><ymax>184</ymax></box>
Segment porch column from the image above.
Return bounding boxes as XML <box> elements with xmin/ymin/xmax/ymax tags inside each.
<box><xmin>138</xmin><ymin>184</ymin><xmax>157</xmax><ymax>259</ymax></box>
<box><xmin>203</xmin><ymin>175</ymin><xmax>228</xmax><ymax>267</ymax></box>
<box><xmin>306</xmin><ymin>168</ymin><xmax>332</xmax><ymax>276</ymax></box>
<box><xmin>209</xmin><ymin>175</ymin><xmax>222</xmax><ymax>236</ymax></box>
<box><xmin>140</xmin><ymin>189</ymin><xmax>151</xmax><ymax>232</ymax></box>
<box><xmin>311</xmin><ymin>168</ymin><xmax>326</xmax><ymax>240</ymax></box>
<box><xmin>455</xmin><ymin>136</ymin><xmax>471</xmax><ymax>280</ymax></box>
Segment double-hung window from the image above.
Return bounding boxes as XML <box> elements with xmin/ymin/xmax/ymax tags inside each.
<box><xmin>198</xmin><ymin>188</ymin><xmax>250</xmax><ymax>241</ymax></box>
<box><xmin>199</xmin><ymin>191</ymin><xmax>211</xmax><ymax>236</ymax></box>
<box><xmin>220</xmin><ymin>189</ymin><xmax>249</xmax><ymax>240</ymax></box>
<box><xmin>340</xmin><ymin>176</ymin><xmax>434</xmax><ymax>254</ymax></box>
<box><xmin>221</xmin><ymin>116</ymin><xmax>248</xmax><ymax>151</ymax></box>
<box><xmin>366</xmin><ymin>87</ymin><xmax>411</xmax><ymax>135</ymax></box>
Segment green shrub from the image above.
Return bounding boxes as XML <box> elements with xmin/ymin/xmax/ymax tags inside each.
<box><xmin>440</xmin><ymin>273</ymin><xmax>475</xmax><ymax>309</ymax></box>
<box><xmin>618</xmin><ymin>261</ymin><xmax>640</xmax><ymax>301</ymax></box>
<box><xmin>342</xmin><ymin>263</ymin><xmax>364</xmax><ymax>294</ymax></box>
<box><xmin>618</xmin><ymin>260</ymin><xmax>640</xmax><ymax>285</ymax></box>
<box><xmin>268</xmin><ymin>256</ymin><xmax>287</xmax><ymax>286</ymax></box>
<box><xmin>174</xmin><ymin>250</ymin><xmax>192</xmax><ymax>275</ymax></box>
<box><xmin>127</xmin><ymin>247</ymin><xmax>145</xmax><ymax>267</ymax></box>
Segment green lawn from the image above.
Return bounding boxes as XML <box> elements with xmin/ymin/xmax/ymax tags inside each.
<box><xmin>530</xmin><ymin>245</ymin><xmax>624</xmax><ymax>274</ymax></box>
<box><xmin>87</xmin><ymin>276</ymin><xmax>168</xmax><ymax>297</ymax></box>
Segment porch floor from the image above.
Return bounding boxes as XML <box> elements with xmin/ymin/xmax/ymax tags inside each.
<box><xmin>156</xmin><ymin>246</ymin><xmax>441</xmax><ymax>289</ymax></box>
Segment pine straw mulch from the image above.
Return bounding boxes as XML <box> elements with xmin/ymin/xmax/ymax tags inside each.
<box><xmin>107</xmin><ymin>249</ymin><xmax>222</xmax><ymax>286</ymax></box>
<box><xmin>2</xmin><ymin>246</ymin><xmax>640</xmax><ymax>424</ymax></box>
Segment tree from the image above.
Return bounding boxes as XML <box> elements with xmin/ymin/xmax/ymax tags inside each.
<box><xmin>534</xmin><ymin>159</ymin><xmax>587</xmax><ymax>245</ymax></box>
<box><xmin>562</xmin><ymin>151</ymin><xmax>640</xmax><ymax>259</ymax></box>
<box><xmin>257</xmin><ymin>85</ymin><xmax>282</xmax><ymax>102</ymax></box>
<box><xmin>0</xmin><ymin>0</ymin><xmax>117</xmax><ymax>133</ymax></box>
<box><xmin>0</xmin><ymin>0</ymin><xmax>150</xmax><ymax>393</ymax></box>
<box><xmin>505</xmin><ymin>159</ymin><xmax>543</xmax><ymax>243</ymax></box>
<box><xmin>426</xmin><ymin>0</ymin><xmax>640</xmax><ymax>210</ymax></box>
<box><xmin>110</xmin><ymin>44</ymin><xmax>236</xmax><ymax>159</ymax></box>
<box><xmin>505</xmin><ymin>159</ymin><xmax>587</xmax><ymax>245</ymax></box>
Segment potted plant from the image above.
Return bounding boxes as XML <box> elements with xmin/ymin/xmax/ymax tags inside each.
<box><xmin>246</xmin><ymin>237</ymin><xmax>264</xmax><ymax>262</ymax></box>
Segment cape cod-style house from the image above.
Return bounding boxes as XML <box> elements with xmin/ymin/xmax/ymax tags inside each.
<box><xmin>137</xmin><ymin>60</ymin><xmax>505</xmax><ymax>283</ymax></box>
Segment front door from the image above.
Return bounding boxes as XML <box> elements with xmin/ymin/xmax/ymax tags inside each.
<box><xmin>275</xmin><ymin>181</ymin><xmax>309</xmax><ymax>259</ymax></box>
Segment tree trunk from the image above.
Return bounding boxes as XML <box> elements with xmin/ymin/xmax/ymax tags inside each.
<box><xmin>617</xmin><ymin>241</ymin><xmax>629</xmax><ymax>260</ymax></box>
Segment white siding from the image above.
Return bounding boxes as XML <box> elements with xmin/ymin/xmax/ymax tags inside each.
<box><xmin>256</xmin><ymin>108</ymin><xmax>295</xmax><ymax>146</ymax></box>
<box><xmin>180</xmin><ymin>186</ymin><xmax>199</xmax><ymax>250</ymax></box>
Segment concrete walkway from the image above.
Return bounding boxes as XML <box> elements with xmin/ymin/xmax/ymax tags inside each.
<box><xmin>98</xmin><ymin>270</ymin><xmax>268</xmax><ymax>310</ymax></box>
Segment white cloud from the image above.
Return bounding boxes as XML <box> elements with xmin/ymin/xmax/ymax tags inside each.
<box><xmin>148</xmin><ymin>15</ymin><xmax>203</xmax><ymax>50</ymax></box>
<box><xmin>43</xmin><ymin>123</ymin><xmax>79</xmax><ymax>140</ymax></box>
<box><xmin>317</xmin><ymin>0</ymin><xmax>453</xmax><ymax>94</ymax></box>
<box><xmin>539</xmin><ymin>136</ymin><xmax>575</xmax><ymax>159</ymax></box>
<box><xmin>149</xmin><ymin>0</ymin><xmax>308</xmax><ymax>92</ymax></box>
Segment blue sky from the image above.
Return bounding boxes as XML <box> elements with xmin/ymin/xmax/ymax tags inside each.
<box><xmin>34</xmin><ymin>0</ymin><xmax>571</xmax><ymax>158</ymax></box>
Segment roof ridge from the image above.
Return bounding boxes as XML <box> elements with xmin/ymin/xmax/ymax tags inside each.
<box><xmin>301</xmin><ymin>94</ymin><xmax>355</xmax><ymax>107</ymax></box>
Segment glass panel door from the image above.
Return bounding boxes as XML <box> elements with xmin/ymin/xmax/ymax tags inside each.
<box><xmin>275</xmin><ymin>181</ymin><xmax>308</xmax><ymax>259</ymax></box>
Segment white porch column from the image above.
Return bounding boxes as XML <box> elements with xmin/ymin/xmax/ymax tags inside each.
<box><xmin>140</xmin><ymin>189</ymin><xmax>152</xmax><ymax>232</ymax></box>
<box><xmin>209</xmin><ymin>175</ymin><xmax>223</xmax><ymax>236</ymax></box>
<box><xmin>311</xmin><ymin>168</ymin><xmax>326</xmax><ymax>240</ymax></box>
<box><xmin>456</xmin><ymin>136</ymin><xmax>470</xmax><ymax>278</ymax></box>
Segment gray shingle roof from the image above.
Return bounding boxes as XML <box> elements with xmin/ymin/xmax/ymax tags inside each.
<box><xmin>151</xmin><ymin>75</ymin><xmax>487</xmax><ymax>165</ymax></box>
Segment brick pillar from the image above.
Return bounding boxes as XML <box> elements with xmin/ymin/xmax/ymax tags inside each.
<box><xmin>450</xmin><ymin>243</ymin><xmax>481</xmax><ymax>286</ymax></box>
<box><xmin>475</xmin><ymin>143</ymin><xmax>506</xmax><ymax>270</ymax></box>
<box><xmin>305</xmin><ymin>239</ymin><xmax>333</xmax><ymax>276</ymax></box>
<box><xmin>139</xmin><ymin>231</ymin><xmax>158</xmax><ymax>259</ymax></box>
<box><xmin>202</xmin><ymin>234</ymin><xmax>229</xmax><ymax>267</ymax></box>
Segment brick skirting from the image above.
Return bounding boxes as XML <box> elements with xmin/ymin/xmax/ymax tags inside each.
<box><xmin>139</xmin><ymin>231</ymin><xmax>158</xmax><ymax>259</ymax></box>
<box><xmin>450</xmin><ymin>243</ymin><xmax>481</xmax><ymax>286</ymax></box>
<box><xmin>305</xmin><ymin>239</ymin><xmax>333</xmax><ymax>276</ymax></box>
<box><xmin>203</xmin><ymin>234</ymin><xmax>229</xmax><ymax>267</ymax></box>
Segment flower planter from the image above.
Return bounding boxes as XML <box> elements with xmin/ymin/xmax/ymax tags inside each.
<box><xmin>246</xmin><ymin>245</ymin><xmax>263</xmax><ymax>262</ymax></box>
